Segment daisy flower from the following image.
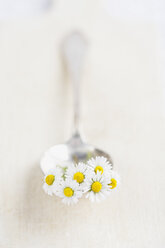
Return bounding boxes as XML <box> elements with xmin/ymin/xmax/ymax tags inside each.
<box><xmin>87</xmin><ymin>156</ymin><xmax>112</xmax><ymax>176</ymax></box>
<box><xmin>43</xmin><ymin>168</ymin><xmax>62</xmax><ymax>196</ymax></box>
<box><xmin>85</xmin><ymin>171</ymin><xmax>110</xmax><ymax>202</ymax></box>
<box><xmin>108</xmin><ymin>171</ymin><xmax>120</xmax><ymax>191</ymax></box>
<box><xmin>66</xmin><ymin>162</ymin><xmax>92</xmax><ymax>190</ymax></box>
<box><xmin>56</xmin><ymin>179</ymin><xmax>83</xmax><ymax>205</ymax></box>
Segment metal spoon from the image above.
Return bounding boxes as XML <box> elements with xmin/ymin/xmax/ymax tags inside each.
<box><xmin>41</xmin><ymin>32</ymin><xmax>113</xmax><ymax>174</ymax></box>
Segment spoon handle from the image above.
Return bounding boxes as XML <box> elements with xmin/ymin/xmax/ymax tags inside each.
<box><xmin>62</xmin><ymin>31</ymin><xmax>88</xmax><ymax>136</ymax></box>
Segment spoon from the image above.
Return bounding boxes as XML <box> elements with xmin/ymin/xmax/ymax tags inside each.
<box><xmin>41</xmin><ymin>32</ymin><xmax>113</xmax><ymax>174</ymax></box>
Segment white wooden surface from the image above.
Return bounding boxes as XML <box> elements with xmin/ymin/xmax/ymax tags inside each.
<box><xmin>0</xmin><ymin>1</ymin><xmax>165</xmax><ymax>247</ymax></box>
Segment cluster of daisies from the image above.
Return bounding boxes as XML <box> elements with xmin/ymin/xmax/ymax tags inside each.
<box><xmin>42</xmin><ymin>156</ymin><xmax>120</xmax><ymax>205</ymax></box>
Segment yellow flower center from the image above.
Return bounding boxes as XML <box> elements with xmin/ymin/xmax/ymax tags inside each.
<box><xmin>91</xmin><ymin>181</ymin><xmax>102</xmax><ymax>193</ymax></box>
<box><xmin>64</xmin><ymin>187</ymin><xmax>74</xmax><ymax>197</ymax></box>
<box><xmin>95</xmin><ymin>165</ymin><xmax>104</xmax><ymax>174</ymax></box>
<box><xmin>109</xmin><ymin>178</ymin><xmax>117</xmax><ymax>189</ymax></box>
<box><xmin>73</xmin><ymin>172</ymin><xmax>85</xmax><ymax>183</ymax></box>
<box><xmin>45</xmin><ymin>175</ymin><xmax>55</xmax><ymax>185</ymax></box>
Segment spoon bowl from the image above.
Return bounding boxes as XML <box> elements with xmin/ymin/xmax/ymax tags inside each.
<box><xmin>41</xmin><ymin>133</ymin><xmax>113</xmax><ymax>174</ymax></box>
